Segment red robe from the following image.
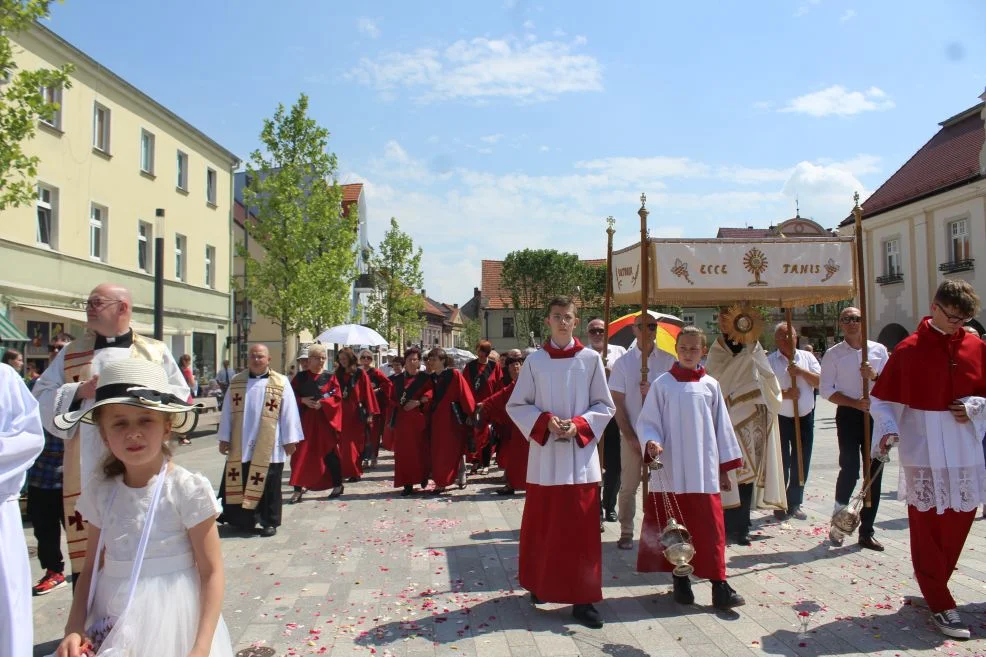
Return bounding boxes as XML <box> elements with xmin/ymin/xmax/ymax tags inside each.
<box><xmin>480</xmin><ymin>382</ymin><xmax>527</xmax><ymax>490</ymax></box>
<box><xmin>462</xmin><ymin>359</ymin><xmax>502</xmax><ymax>461</ymax></box>
<box><xmin>391</xmin><ymin>372</ymin><xmax>433</xmax><ymax>487</ymax></box>
<box><xmin>365</xmin><ymin>367</ymin><xmax>393</xmax><ymax>455</ymax></box>
<box><xmin>336</xmin><ymin>368</ymin><xmax>380</xmax><ymax>479</ymax></box>
<box><xmin>289</xmin><ymin>371</ymin><xmax>342</xmax><ymax>490</ymax></box>
<box><xmin>429</xmin><ymin>369</ymin><xmax>477</xmax><ymax>487</ymax></box>
<box><xmin>382</xmin><ymin>372</ymin><xmax>402</xmax><ymax>452</ymax></box>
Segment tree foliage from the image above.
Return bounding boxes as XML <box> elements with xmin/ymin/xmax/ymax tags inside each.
<box><xmin>501</xmin><ymin>249</ymin><xmax>585</xmax><ymax>344</ymax></box>
<box><xmin>364</xmin><ymin>217</ymin><xmax>425</xmax><ymax>346</ymax></box>
<box><xmin>0</xmin><ymin>0</ymin><xmax>73</xmax><ymax>210</ymax></box>
<box><xmin>459</xmin><ymin>316</ymin><xmax>481</xmax><ymax>350</ymax></box>
<box><xmin>237</xmin><ymin>94</ymin><xmax>358</xmax><ymax>371</ymax></box>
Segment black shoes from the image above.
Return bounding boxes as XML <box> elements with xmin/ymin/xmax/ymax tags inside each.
<box><xmin>259</xmin><ymin>526</ymin><xmax>277</xmax><ymax>537</ymax></box>
<box><xmin>328</xmin><ymin>485</ymin><xmax>344</xmax><ymax>499</ymax></box>
<box><xmin>572</xmin><ymin>603</ymin><xmax>603</xmax><ymax>628</ymax></box>
<box><xmin>732</xmin><ymin>533</ymin><xmax>752</xmax><ymax>546</ymax></box>
<box><xmin>858</xmin><ymin>534</ymin><xmax>884</xmax><ymax>551</ymax></box>
<box><xmin>347</xmin><ymin>476</ymin><xmax>361</xmax><ymax>483</ymax></box>
<box><xmin>530</xmin><ymin>592</ymin><xmax>542</xmax><ymax>605</ymax></box>
<box><xmin>288</xmin><ymin>490</ymin><xmax>304</xmax><ymax>504</ymax></box>
<box><xmin>496</xmin><ymin>487</ymin><xmax>516</xmax><ymax>496</ymax></box>
<box><xmin>672</xmin><ymin>575</ymin><xmax>694</xmax><ymax>605</ymax></box>
<box><xmin>604</xmin><ymin>510</ymin><xmax>618</xmax><ymax>522</ymax></box>
<box><xmin>711</xmin><ymin>581</ymin><xmax>745</xmax><ymax>610</ymax></box>
<box><xmin>401</xmin><ymin>485</ymin><xmax>413</xmax><ymax>497</ymax></box>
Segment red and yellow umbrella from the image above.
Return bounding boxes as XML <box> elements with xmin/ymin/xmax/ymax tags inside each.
<box><xmin>607</xmin><ymin>310</ymin><xmax>683</xmax><ymax>357</ymax></box>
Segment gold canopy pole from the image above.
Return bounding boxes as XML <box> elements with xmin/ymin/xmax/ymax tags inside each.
<box><xmin>638</xmin><ymin>194</ymin><xmax>651</xmax><ymax>505</ymax></box>
<box><xmin>785</xmin><ymin>307</ymin><xmax>805</xmax><ymax>486</ymax></box>
<box><xmin>602</xmin><ymin>217</ymin><xmax>615</xmax><ymax>368</ymax></box>
<box><xmin>852</xmin><ymin>192</ymin><xmax>873</xmax><ymax>507</ymax></box>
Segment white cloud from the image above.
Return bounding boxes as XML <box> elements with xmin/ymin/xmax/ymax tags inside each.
<box><xmin>780</xmin><ymin>85</ymin><xmax>895</xmax><ymax>117</ymax></box>
<box><xmin>357</xmin><ymin>17</ymin><xmax>380</xmax><ymax>38</ymax></box>
<box><xmin>795</xmin><ymin>0</ymin><xmax>823</xmax><ymax>17</ymax></box>
<box><xmin>348</xmin><ymin>35</ymin><xmax>603</xmax><ymax>103</ymax></box>
<box><xmin>552</xmin><ymin>28</ymin><xmax>567</xmax><ymax>37</ymax></box>
<box><xmin>840</xmin><ymin>9</ymin><xmax>856</xmax><ymax>21</ymax></box>
<box><xmin>718</xmin><ymin>165</ymin><xmax>792</xmax><ymax>185</ymax></box>
<box><xmin>575</xmin><ymin>156</ymin><xmax>711</xmax><ymax>180</ymax></box>
<box><xmin>523</xmin><ymin>19</ymin><xmax>535</xmax><ymax>29</ymax></box>
<box><xmin>539</xmin><ymin>145</ymin><xmax>550</xmax><ymax>152</ymax></box>
<box><xmin>480</xmin><ymin>133</ymin><xmax>503</xmax><ymax>144</ymax></box>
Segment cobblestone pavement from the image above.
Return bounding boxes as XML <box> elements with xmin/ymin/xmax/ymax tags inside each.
<box><xmin>30</xmin><ymin>398</ymin><xmax>986</xmax><ymax>656</ymax></box>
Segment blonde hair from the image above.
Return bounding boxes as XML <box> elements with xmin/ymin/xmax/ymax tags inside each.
<box><xmin>676</xmin><ymin>325</ymin><xmax>708</xmax><ymax>348</ymax></box>
<box><xmin>93</xmin><ymin>406</ymin><xmax>173</xmax><ymax>478</ymax></box>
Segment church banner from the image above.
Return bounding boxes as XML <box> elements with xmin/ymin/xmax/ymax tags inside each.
<box><xmin>611</xmin><ymin>237</ymin><xmax>856</xmax><ymax>308</ymax></box>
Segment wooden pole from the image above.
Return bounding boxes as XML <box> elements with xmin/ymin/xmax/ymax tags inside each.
<box><xmin>852</xmin><ymin>192</ymin><xmax>873</xmax><ymax>507</ymax></box>
<box><xmin>638</xmin><ymin>194</ymin><xmax>651</xmax><ymax>505</ymax></box>
<box><xmin>785</xmin><ymin>307</ymin><xmax>805</xmax><ymax>486</ymax></box>
<box><xmin>600</xmin><ymin>217</ymin><xmax>615</xmax><ymax>468</ymax></box>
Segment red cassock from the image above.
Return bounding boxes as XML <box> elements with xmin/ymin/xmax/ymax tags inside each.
<box><xmin>480</xmin><ymin>382</ymin><xmax>527</xmax><ymax>490</ymax></box>
<box><xmin>429</xmin><ymin>369</ymin><xmax>477</xmax><ymax>487</ymax></box>
<box><xmin>637</xmin><ymin>492</ymin><xmax>727</xmax><ymax>581</ymax></box>
<box><xmin>289</xmin><ymin>371</ymin><xmax>343</xmax><ymax>490</ymax></box>
<box><xmin>336</xmin><ymin>368</ymin><xmax>380</xmax><ymax>479</ymax></box>
<box><xmin>382</xmin><ymin>372</ymin><xmax>401</xmax><ymax>452</ymax></box>
<box><xmin>390</xmin><ymin>372</ymin><xmax>433</xmax><ymax>487</ymax></box>
<box><xmin>365</xmin><ymin>367</ymin><xmax>393</xmax><ymax>455</ymax></box>
<box><xmin>462</xmin><ymin>359</ymin><xmax>502</xmax><ymax>461</ymax></box>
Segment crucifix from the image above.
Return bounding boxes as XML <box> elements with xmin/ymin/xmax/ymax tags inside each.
<box><xmin>228</xmin><ymin>467</ymin><xmax>240</xmax><ymax>481</ymax></box>
<box><xmin>251</xmin><ymin>472</ymin><xmax>265</xmax><ymax>486</ymax></box>
<box><xmin>266</xmin><ymin>398</ymin><xmax>279</xmax><ymax>413</ymax></box>
<box><xmin>232</xmin><ymin>393</ymin><xmax>243</xmax><ymax>407</ymax></box>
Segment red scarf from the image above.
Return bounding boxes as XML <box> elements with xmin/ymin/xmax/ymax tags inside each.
<box><xmin>670</xmin><ymin>363</ymin><xmax>705</xmax><ymax>382</ymax></box>
<box><xmin>542</xmin><ymin>338</ymin><xmax>585</xmax><ymax>359</ymax></box>
<box><xmin>871</xmin><ymin>317</ymin><xmax>986</xmax><ymax>410</ymax></box>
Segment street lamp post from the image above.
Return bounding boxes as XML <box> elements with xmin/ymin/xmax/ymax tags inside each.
<box><xmin>153</xmin><ymin>208</ymin><xmax>165</xmax><ymax>341</ymax></box>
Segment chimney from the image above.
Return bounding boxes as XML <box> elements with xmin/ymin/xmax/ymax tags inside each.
<box><xmin>979</xmin><ymin>87</ymin><xmax>986</xmax><ymax>175</ymax></box>
<box><xmin>453</xmin><ymin>303</ymin><xmax>458</xmax><ymax>308</ymax></box>
<box><xmin>421</xmin><ymin>289</ymin><xmax>426</xmax><ymax>297</ymax></box>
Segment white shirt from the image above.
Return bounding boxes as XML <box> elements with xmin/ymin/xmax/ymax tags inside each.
<box><xmin>819</xmin><ymin>340</ymin><xmax>889</xmax><ymax>401</ymax></box>
<box><xmin>608</xmin><ymin>346</ymin><xmax>677</xmax><ymax>428</ymax></box>
<box><xmin>217</xmin><ymin>375</ymin><xmax>303</xmax><ymax>463</ymax></box>
<box><xmin>588</xmin><ymin>342</ymin><xmax>626</xmax><ymax>368</ymax></box>
<box><xmin>0</xmin><ymin>363</ymin><xmax>44</xmax><ymax>501</ymax></box>
<box><xmin>768</xmin><ymin>349</ymin><xmax>821</xmax><ymax>417</ymax></box>
<box><xmin>506</xmin><ymin>346</ymin><xmax>615</xmax><ymax>486</ymax></box>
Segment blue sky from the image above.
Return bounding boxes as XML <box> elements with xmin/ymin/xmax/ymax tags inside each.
<box><xmin>45</xmin><ymin>0</ymin><xmax>985</xmax><ymax>304</ymax></box>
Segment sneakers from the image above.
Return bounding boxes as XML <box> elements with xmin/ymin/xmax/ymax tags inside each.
<box><xmin>33</xmin><ymin>570</ymin><xmax>67</xmax><ymax>596</ymax></box>
<box><xmin>931</xmin><ymin>609</ymin><xmax>970</xmax><ymax>639</ymax></box>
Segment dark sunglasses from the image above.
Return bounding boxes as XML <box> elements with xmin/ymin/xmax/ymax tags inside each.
<box><xmin>359</xmin><ymin>355</ymin><xmax>372</xmax><ymax>360</ymax></box>
<box><xmin>840</xmin><ymin>316</ymin><xmax>862</xmax><ymax>324</ymax></box>
<box><xmin>635</xmin><ymin>323</ymin><xmax>659</xmax><ymax>331</ymax></box>
<box><xmin>587</xmin><ymin>328</ymin><xmax>606</xmax><ymax>335</ymax></box>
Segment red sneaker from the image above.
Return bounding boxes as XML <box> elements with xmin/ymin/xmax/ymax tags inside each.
<box><xmin>32</xmin><ymin>569</ymin><xmax>67</xmax><ymax>596</ymax></box>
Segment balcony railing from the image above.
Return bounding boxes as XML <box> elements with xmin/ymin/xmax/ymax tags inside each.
<box><xmin>938</xmin><ymin>259</ymin><xmax>975</xmax><ymax>274</ymax></box>
<box><xmin>876</xmin><ymin>271</ymin><xmax>904</xmax><ymax>285</ymax></box>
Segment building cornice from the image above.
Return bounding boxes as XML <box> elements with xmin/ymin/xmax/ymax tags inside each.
<box><xmin>859</xmin><ymin>180</ymin><xmax>986</xmax><ymax>232</ymax></box>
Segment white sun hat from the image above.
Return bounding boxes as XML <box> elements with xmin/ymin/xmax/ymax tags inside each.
<box><xmin>53</xmin><ymin>359</ymin><xmax>201</xmax><ymax>435</ymax></box>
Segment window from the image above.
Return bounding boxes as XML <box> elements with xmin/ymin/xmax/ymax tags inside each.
<box><xmin>884</xmin><ymin>239</ymin><xmax>901</xmax><ymax>275</ymax></box>
<box><xmin>682</xmin><ymin>313</ymin><xmax>696</xmax><ymax>325</ymax></box>
<box><xmin>89</xmin><ymin>204</ymin><xmax>107</xmax><ymax>261</ymax></box>
<box><xmin>92</xmin><ymin>103</ymin><xmax>111</xmax><ymax>153</ymax></box>
<box><xmin>176</xmin><ymin>150</ymin><xmax>188</xmax><ymax>190</ymax></box>
<box><xmin>140</xmin><ymin>130</ymin><xmax>155</xmax><ymax>174</ymax></box>
<box><xmin>36</xmin><ymin>184</ymin><xmax>57</xmax><ymax>248</ymax></box>
<box><xmin>40</xmin><ymin>85</ymin><xmax>62</xmax><ymax>129</ymax></box>
<box><xmin>949</xmin><ymin>219</ymin><xmax>970</xmax><ymax>262</ymax></box>
<box><xmin>206</xmin><ymin>168</ymin><xmax>217</xmax><ymax>205</ymax></box>
<box><xmin>502</xmin><ymin>316</ymin><xmax>515</xmax><ymax>338</ymax></box>
<box><xmin>204</xmin><ymin>245</ymin><xmax>215</xmax><ymax>288</ymax></box>
<box><xmin>175</xmin><ymin>234</ymin><xmax>186</xmax><ymax>281</ymax></box>
<box><xmin>137</xmin><ymin>221</ymin><xmax>152</xmax><ymax>273</ymax></box>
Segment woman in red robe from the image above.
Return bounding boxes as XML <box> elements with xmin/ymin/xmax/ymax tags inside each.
<box><xmin>426</xmin><ymin>347</ymin><xmax>476</xmax><ymax>494</ymax></box>
<box><xmin>476</xmin><ymin>352</ymin><xmax>527</xmax><ymax>494</ymax></box>
<box><xmin>335</xmin><ymin>347</ymin><xmax>379</xmax><ymax>482</ymax></box>
<box><xmin>462</xmin><ymin>341</ymin><xmax>502</xmax><ymax>474</ymax></box>
<box><xmin>391</xmin><ymin>348</ymin><xmax>432</xmax><ymax>496</ymax></box>
<box><xmin>359</xmin><ymin>349</ymin><xmax>393</xmax><ymax>469</ymax></box>
<box><xmin>289</xmin><ymin>344</ymin><xmax>344</xmax><ymax>502</ymax></box>
<box><xmin>382</xmin><ymin>356</ymin><xmax>405</xmax><ymax>452</ymax></box>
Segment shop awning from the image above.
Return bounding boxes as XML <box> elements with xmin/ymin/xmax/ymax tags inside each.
<box><xmin>15</xmin><ymin>304</ymin><xmax>155</xmax><ymax>335</ymax></box>
<box><xmin>0</xmin><ymin>313</ymin><xmax>30</xmax><ymax>343</ymax></box>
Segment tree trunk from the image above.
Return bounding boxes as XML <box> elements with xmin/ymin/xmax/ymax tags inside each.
<box><xmin>280</xmin><ymin>318</ymin><xmax>288</xmax><ymax>373</ymax></box>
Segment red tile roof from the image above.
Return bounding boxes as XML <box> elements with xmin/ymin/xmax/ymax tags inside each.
<box><xmin>422</xmin><ymin>296</ymin><xmax>447</xmax><ymax>317</ymax></box>
<box><xmin>480</xmin><ymin>258</ymin><xmax>605</xmax><ymax>310</ymax></box>
<box><xmin>341</xmin><ymin>183</ymin><xmax>363</xmax><ymax>218</ymax></box>
<box><xmin>843</xmin><ymin>102</ymin><xmax>984</xmax><ymax>226</ymax></box>
<box><xmin>716</xmin><ymin>227</ymin><xmax>773</xmax><ymax>239</ymax></box>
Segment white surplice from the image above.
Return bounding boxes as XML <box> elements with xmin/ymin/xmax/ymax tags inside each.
<box><xmin>0</xmin><ymin>363</ymin><xmax>45</xmax><ymax>657</ymax></box>
<box><xmin>217</xmin><ymin>376</ymin><xmax>304</xmax><ymax>462</ymax></box>
<box><xmin>506</xmin><ymin>346</ymin><xmax>615</xmax><ymax>485</ymax></box>
<box><xmin>635</xmin><ymin>372</ymin><xmax>742</xmax><ymax>494</ymax></box>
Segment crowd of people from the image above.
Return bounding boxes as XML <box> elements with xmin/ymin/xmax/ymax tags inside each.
<box><xmin>2</xmin><ymin>278</ymin><xmax>985</xmax><ymax>656</ymax></box>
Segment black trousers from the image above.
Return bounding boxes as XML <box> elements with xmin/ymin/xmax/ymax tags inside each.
<box><xmin>600</xmin><ymin>418</ymin><xmax>621</xmax><ymax>515</ymax></box>
<box><xmin>778</xmin><ymin>412</ymin><xmax>815</xmax><ymax>510</ymax></box>
<box><xmin>835</xmin><ymin>406</ymin><xmax>883</xmax><ymax>538</ymax></box>
<box><xmin>219</xmin><ymin>461</ymin><xmax>284</xmax><ymax>529</ymax></box>
<box><xmin>26</xmin><ymin>486</ymin><xmax>65</xmax><ymax>573</ymax></box>
<box><xmin>724</xmin><ymin>483</ymin><xmax>754</xmax><ymax>537</ymax></box>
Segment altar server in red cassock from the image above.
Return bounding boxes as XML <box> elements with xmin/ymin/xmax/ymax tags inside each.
<box><xmin>477</xmin><ymin>353</ymin><xmax>527</xmax><ymax>494</ymax></box>
<box><xmin>635</xmin><ymin>327</ymin><xmax>745</xmax><ymax>611</ymax></box>
<box><xmin>870</xmin><ymin>280</ymin><xmax>986</xmax><ymax>640</ymax></box>
<box><xmin>359</xmin><ymin>349</ymin><xmax>393</xmax><ymax>468</ymax></box>
<box><xmin>382</xmin><ymin>356</ymin><xmax>405</xmax><ymax>452</ymax></box>
<box><xmin>426</xmin><ymin>348</ymin><xmax>476</xmax><ymax>493</ymax></box>
<box><xmin>289</xmin><ymin>344</ymin><xmax>344</xmax><ymax>502</ymax></box>
<box><xmin>334</xmin><ymin>348</ymin><xmax>379</xmax><ymax>482</ymax></box>
<box><xmin>506</xmin><ymin>296</ymin><xmax>615</xmax><ymax>629</ymax></box>
<box><xmin>391</xmin><ymin>348</ymin><xmax>432</xmax><ymax>496</ymax></box>
<box><xmin>463</xmin><ymin>341</ymin><xmax>501</xmax><ymax>472</ymax></box>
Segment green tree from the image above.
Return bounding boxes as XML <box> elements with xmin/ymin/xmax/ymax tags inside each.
<box><xmin>364</xmin><ymin>217</ymin><xmax>425</xmax><ymax>346</ymax></box>
<box><xmin>237</xmin><ymin>94</ymin><xmax>358</xmax><ymax>371</ymax></box>
<box><xmin>459</xmin><ymin>316</ymin><xmax>481</xmax><ymax>350</ymax></box>
<box><xmin>0</xmin><ymin>1</ymin><xmax>73</xmax><ymax>210</ymax></box>
<box><xmin>501</xmin><ymin>249</ymin><xmax>584</xmax><ymax>345</ymax></box>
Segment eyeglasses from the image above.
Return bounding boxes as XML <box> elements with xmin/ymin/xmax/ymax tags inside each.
<box><xmin>85</xmin><ymin>298</ymin><xmax>121</xmax><ymax>310</ymax></box>
<box><xmin>840</xmin><ymin>316</ymin><xmax>862</xmax><ymax>324</ymax></box>
<box><xmin>549</xmin><ymin>314</ymin><xmax>575</xmax><ymax>324</ymax></box>
<box><xmin>587</xmin><ymin>328</ymin><xmax>606</xmax><ymax>336</ymax></box>
<box><xmin>635</xmin><ymin>323</ymin><xmax>659</xmax><ymax>331</ymax></box>
<box><xmin>359</xmin><ymin>356</ymin><xmax>372</xmax><ymax>360</ymax></box>
<box><xmin>934</xmin><ymin>303</ymin><xmax>971</xmax><ymax>324</ymax></box>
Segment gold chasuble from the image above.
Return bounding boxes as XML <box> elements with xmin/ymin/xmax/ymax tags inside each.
<box><xmin>61</xmin><ymin>331</ymin><xmax>169</xmax><ymax>572</ymax></box>
<box><xmin>224</xmin><ymin>370</ymin><xmax>286</xmax><ymax>509</ymax></box>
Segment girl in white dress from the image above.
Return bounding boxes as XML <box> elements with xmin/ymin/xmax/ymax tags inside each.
<box><xmin>53</xmin><ymin>360</ymin><xmax>233</xmax><ymax>657</ymax></box>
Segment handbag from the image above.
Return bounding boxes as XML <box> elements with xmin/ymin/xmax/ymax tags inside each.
<box><xmin>81</xmin><ymin>461</ymin><xmax>169</xmax><ymax>655</ymax></box>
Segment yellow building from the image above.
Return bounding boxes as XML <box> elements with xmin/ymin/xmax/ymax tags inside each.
<box><xmin>0</xmin><ymin>24</ymin><xmax>239</xmax><ymax>381</ymax></box>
